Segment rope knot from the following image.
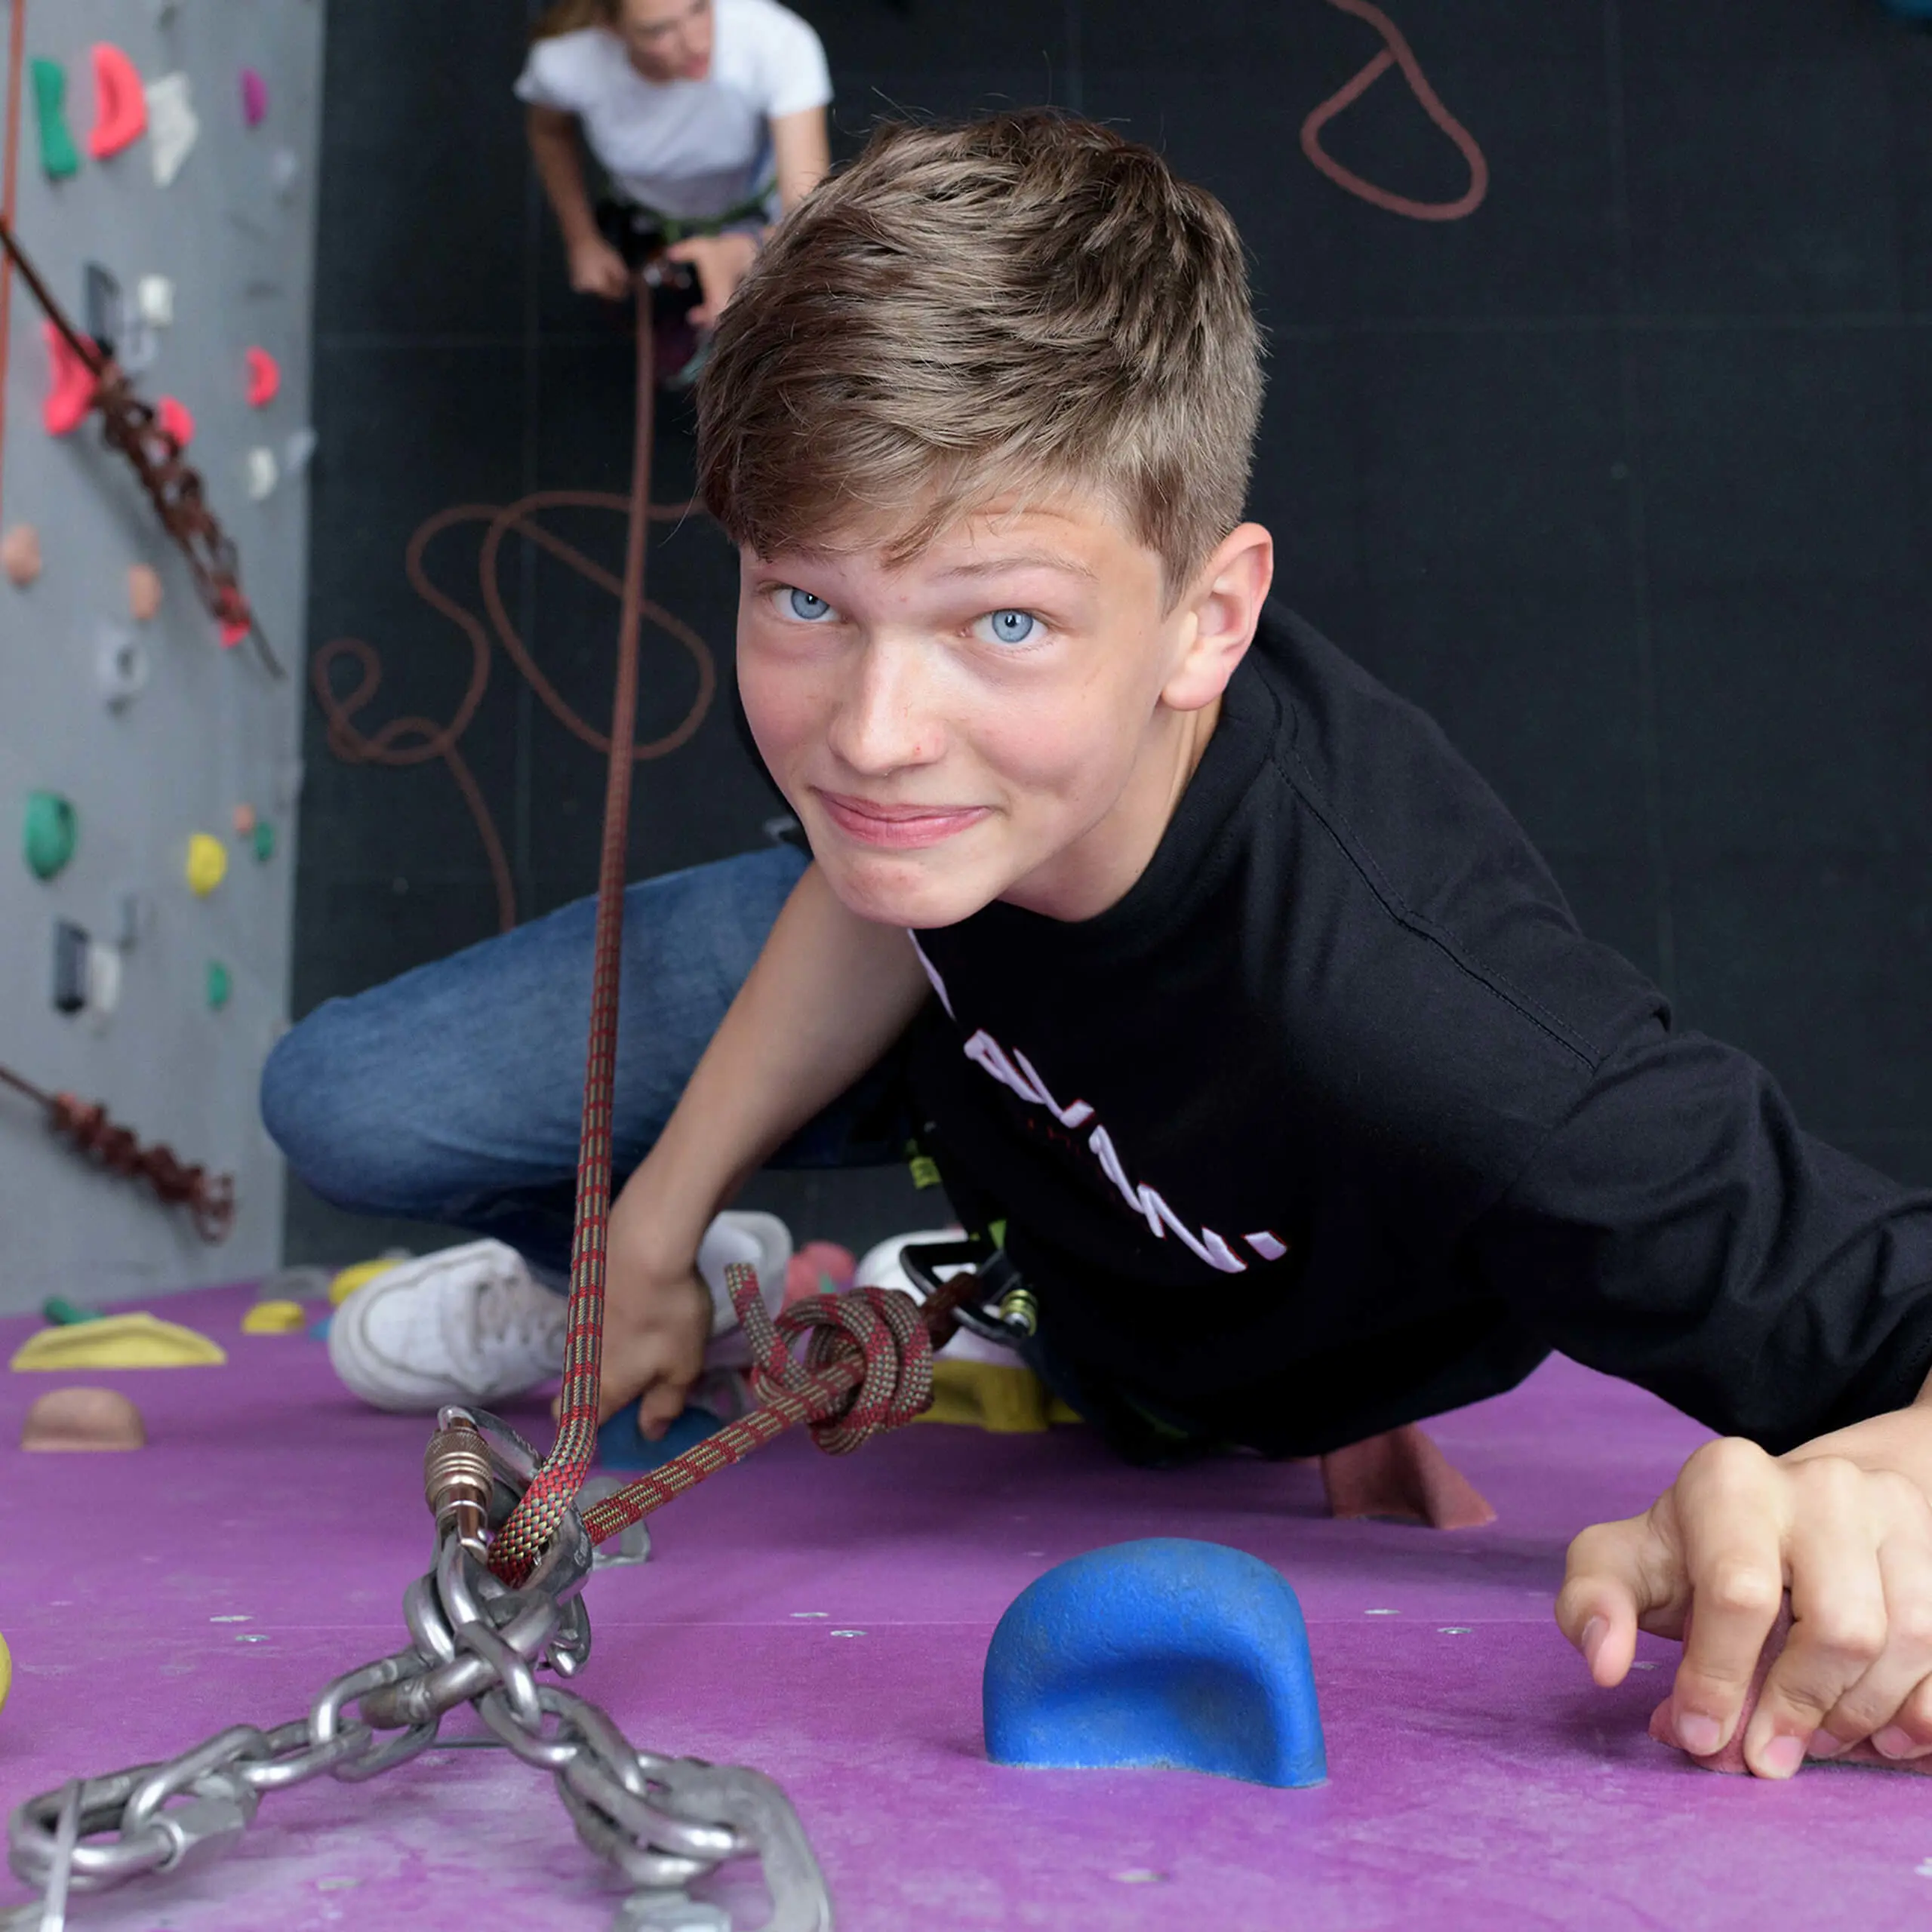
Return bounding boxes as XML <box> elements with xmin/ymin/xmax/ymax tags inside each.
<box><xmin>729</xmin><ymin>1261</ymin><xmax>933</xmax><ymax>1455</ymax></box>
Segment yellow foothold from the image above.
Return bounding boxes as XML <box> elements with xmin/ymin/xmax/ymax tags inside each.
<box><xmin>328</xmin><ymin>1257</ymin><xmax>405</xmax><ymax>1306</ymax></box>
<box><xmin>914</xmin><ymin>1358</ymin><xmax>1053</xmax><ymax>1434</ymax></box>
<box><xmin>186</xmin><ymin>832</ymin><xmax>228</xmax><ymax>897</ymax></box>
<box><xmin>0</xmin><ymin>1630</ymin><xmax>11</xmax><ymax>1714</ymax></box>
<box><xmin>9</xmin><ymin>1312</ymin><xmax>227</xmax><ymax>1371</ymax></box>
<box><xmin>241</xmin><ymin>1298</ymin><xmax>306</xmax><ymax>1334</ymax></box>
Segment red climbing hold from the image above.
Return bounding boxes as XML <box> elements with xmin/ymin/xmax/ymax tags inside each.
<box><xmin>245</xmin><ymin>346</ymin><xmax>280</xmax><ymax>408</ymax></box>
<box><xmin>155</xmin><ymin>395</ymin><xmax>195</xmax><ymax>449</ymax></box>
<box><xmin>88</xmin><ymin>43</ymin><xmax>147</xmax><ymax>161</ymax></box>
<box><xmin>217</xmin><ymin>586</ymin><xmax>254</xmax><ymax>648</ymax></box>
<box><xmin>42</xmin><ymin>323</ymin><xmax>97</xmax><ymax>436</ymax></box>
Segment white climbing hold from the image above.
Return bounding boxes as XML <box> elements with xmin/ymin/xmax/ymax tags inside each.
<box><xmin>84</xmin><ymin>942</ymin><xmax>123</xmax><ymax>1029</ymax></box>
<box><xmin>283</xmin><ymin>426</ymin><xmax>318</xmax><ymax>476</ymax></box>
<box><xmin>269</xmin><ymin>146</ymin><xmax>299</xmax><ymax>198</ymax></box>
<box><xmin>145</xmin><ymin>72</ymin><xmax>198</xmax><ymax>186</ymax></box>
<box><xmin>245</xmin><ymin>447</ymin><xmax>278</xmax><ymax>502</ymax></box>
<box><xmin>135</xmin><ymin>275</ymin><xmax>174</xmax><ymax>328</ymax></box>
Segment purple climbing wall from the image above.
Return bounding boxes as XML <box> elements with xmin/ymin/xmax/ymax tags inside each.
<box><xmin>2</xmin><ymin>1284</ymin><xmax>1928</xmax><ymax>1929</ymax></box>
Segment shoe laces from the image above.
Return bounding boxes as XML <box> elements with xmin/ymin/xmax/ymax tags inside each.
<box><xmin>471</xmin><ymin>1271</ymin><xmax>562</xmax><ymax>1358</ymax></box>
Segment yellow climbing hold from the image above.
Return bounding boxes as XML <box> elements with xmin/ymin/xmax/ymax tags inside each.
<box><xmin>329</xmin><ymin>1257</ymin><xmax>405</xmax><ymax>1305</ymax></box>
<box><xmin>915</xmin><ymin>1358</ymin><xmax>1054</xmax><ymax>1434</ymax></box>
<box><xmin>241</xmin><ymin>1298</ymin><xmax>306</xmax><ymax>1334</ymax></box>
<box><xmin>0</xmin><ymin>1630</ymin><xmax>11</xmax><ymax>1715</ymax></box>
<box><xmin>10</xmin><ymin>1312</ymin><xmax>226</xmax><ymax>1371</ymax></box>
<box><xmin>185</xmin><ymin>832</ymin><xmax>227</xmax><ymax>897</ymax></box>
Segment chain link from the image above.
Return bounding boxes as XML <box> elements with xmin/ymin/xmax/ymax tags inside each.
<box><xmin>4</xmin><ymin>1411</ymin><xmax>832</xmax><ymax>1932</ymax></box>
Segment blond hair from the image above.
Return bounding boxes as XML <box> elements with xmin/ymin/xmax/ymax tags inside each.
<box><xmin>698</xmin><ymin>112</ymin><xmax>1264</xmax><ymax>593</ymax></box>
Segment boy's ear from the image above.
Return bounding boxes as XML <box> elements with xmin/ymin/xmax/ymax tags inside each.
<box><xmin>1163</xmin><ymin>522</ymin><xmax>1275</xmax><ymax>713</ymax></box>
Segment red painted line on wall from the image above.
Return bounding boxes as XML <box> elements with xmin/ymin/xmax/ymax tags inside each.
<box><xmin>1302</xmin><ymin>0</ymin><xmax>1489</xmax><ymax>223</ymax></box>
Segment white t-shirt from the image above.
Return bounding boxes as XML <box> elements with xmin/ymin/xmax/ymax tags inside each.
<box><xmin>515</xmin><ymin>0</ymin><xmax>831</xmax><ymax>222</ymax></box>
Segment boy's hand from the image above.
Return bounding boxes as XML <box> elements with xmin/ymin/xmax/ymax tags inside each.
<box><xmin>559</xmin><ymin>1194</ymin><xmax>712</xmax><ymax>1438</ymax></box>
<box><xmin>1558</xmin><ymin>1435</ymin><xmax>1932</xmax><ymax>1777</ymax></box>
<box><xmin>568</xmin><ymin>233</ymin><xmax>633</xmax><ymax>301</ymax></box>
<box><xmin>663</xmin><ymin>232</ymin><xmax>759</xmax><ymax>328</ymax></box>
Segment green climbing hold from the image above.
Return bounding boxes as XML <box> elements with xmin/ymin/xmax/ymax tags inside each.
<box><xmin>41</xmin><ymin>1297</ymin><xmax>103</xmax><ymax>1327</ymax></box>
<box><xmin>251</xmin><ymin>819</ymin><xmax>275</xmax><ymax>862</ymax></box>
<box><xmin>206</xmin><ymin>961</ymin><xmax>232</xmax><ymax>1011</ymax></box>
<box><xmin>29</xmin><ymin>60</ymin><xmax>81</xmax><ymax>181</ymax></box>
<box><xmin>23</xmin><ymin>790</ymin><xmax>77</xmax><ymax>881</ymax></box>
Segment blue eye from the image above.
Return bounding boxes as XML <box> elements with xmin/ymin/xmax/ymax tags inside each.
<box><xmin>786</xmin><ymin>587</ymin><xmax>833</xmax><ymax>621</ymax></box>
<box><xmin>985</xmin><ymin>609</ymin><xmax>1036</xmax><ymax>646</ymax></box>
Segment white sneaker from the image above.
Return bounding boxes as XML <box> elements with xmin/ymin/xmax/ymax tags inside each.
<box><xmin>695</xmin><ymin>1210</ymin><xmax>792</xmax><ymax>1368</ymax></box>
<box><xmin>854</xmin><ymin>1226</ymin><xmax>1017</xmax><ymax>1363</ymax></box>
<box><xmin>328</xmin><ymin>1238</ymin><xmax>568</xmax><ymax>1413</ymax></box>
<box><xmin>326</xmin><ymin>1211</ymin><xmax>795</xmax><ymax>1412</ymax></box>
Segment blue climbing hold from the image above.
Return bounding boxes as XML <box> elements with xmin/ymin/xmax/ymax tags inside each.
<box><xmin>597</xmin><ymin>1403</ymin><xmax>722</xmax><ymax>1472</ymax></box>
<box><xmin>1878</xmin><ymin>0</ymin><xmax>1932</xmax><ymax>17</ymax></box>
<box><xmin>983</xmin><ymin>1537</ymin><xmax>1326</xmax><ymax>1787</ymax></box>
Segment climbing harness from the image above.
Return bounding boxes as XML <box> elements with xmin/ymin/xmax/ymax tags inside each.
<box><xmin>5</xmin><ymin>279</ymin><xmax>991</xmax><ymax>1932</ymax></box>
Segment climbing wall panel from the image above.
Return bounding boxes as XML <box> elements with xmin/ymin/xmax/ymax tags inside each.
<box><xmin>0</xmin><ymin>1</ymin><xmax>322</xmax><ymax>1310</ymax></box>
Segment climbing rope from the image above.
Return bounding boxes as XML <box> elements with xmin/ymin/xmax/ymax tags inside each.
<box><xmin>485</xmin><ymin>284</ymin><xmax>660</xmax><ymax>1582</ymax></box>
<box><xmin>0</xmin><ymin>1059</ymin><xmax>235</xmax><ymax>1241</ymax></box>
<box><xmin>484</xmin><ymin>285</ymin><xmax>965</xmax><ymax>1584</ymax></box>
<box><xmin>0</xmin><ymin>217</ymin><xmax>279</xmax><ymax>676</ymax></box>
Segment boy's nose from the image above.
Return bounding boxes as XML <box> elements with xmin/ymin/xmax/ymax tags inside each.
<box><xmin>826</xmin><ymin>644</ymin><xmax>943</xmax><ymax>777</ymax></box>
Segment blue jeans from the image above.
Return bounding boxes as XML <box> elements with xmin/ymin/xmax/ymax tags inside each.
<box><xmin>260</xmin><ymin>847</ymin><xmax>907</xmax><ymax>1283</ymax></box>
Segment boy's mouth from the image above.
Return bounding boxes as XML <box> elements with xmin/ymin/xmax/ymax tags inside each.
<box><xmin>815</xmin><ymin>790</ymin><xmax>989</xmax><ymax>850</ymax></box>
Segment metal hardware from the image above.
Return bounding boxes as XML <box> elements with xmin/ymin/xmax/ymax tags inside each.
<box><xmin>5</xmin><ymin>1411</ymin><xmax>832</xmax><ymax>1932</ymax></box>
<box><xmin>899</xmin><ymin>1237</ymin><xmax>1041</xmax><ymax>1348</ymax></box>
<box><xmin>424</xmin><ymin>1411</ymin><xmax>494</xmax><ymax>1558</ymax></box>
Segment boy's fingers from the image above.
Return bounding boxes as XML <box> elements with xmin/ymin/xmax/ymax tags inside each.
<box><xmin>635</xmin><ymin>1377</ymin><xmax>691</xmax><ymax>1442</ymax></box>
<box><xmin>1557</xmin><ymin>1516</ymin><xmax>1657</xmax><ymax>1686</ymax></box>
<box><xmin>1743</xmin><ymin>1463</ymin><xmax>1887</xmax><ymax>1775</ymax></box>
<box><xmin>1872</xmin><ymin>1672</ymin><xmax>1932</xmax><ymax>1761</ymax></box>
<box><xmin>1669</xmin><ymin>1438</ymin><xmax>1786</xmax><ymax>1757</ymax></box>
<box><xmin>1817</xmin><ymin>1534</ymin><xmax>1932</xmax><ymax>1752</ymax></box>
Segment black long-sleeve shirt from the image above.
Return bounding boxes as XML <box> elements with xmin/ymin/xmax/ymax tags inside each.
<box><xmin>903</xmin><ymin>606</ymin><xmax>1932</xmax><ymax>1457</ymax></box>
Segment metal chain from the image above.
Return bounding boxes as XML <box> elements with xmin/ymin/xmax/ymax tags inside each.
<box><xmin>4</xmin><ymin>1411</ymin><xmax>831</xmax><ymax>1932</ymax></box>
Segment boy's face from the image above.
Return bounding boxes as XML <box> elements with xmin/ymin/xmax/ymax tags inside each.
<box><xmin>737</xmin><ymin>491</ymin><xmax>1268</xmax><ymax>928</ymax></box>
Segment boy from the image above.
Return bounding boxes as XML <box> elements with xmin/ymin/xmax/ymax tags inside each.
<box><xmin>266</xmin><ymin>112</ymin><xmax>1932</xmax><ymax>1784</ymax></box>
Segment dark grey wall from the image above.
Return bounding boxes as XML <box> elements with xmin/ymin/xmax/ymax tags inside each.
<box><xmin>291</xmin><ymin>0</ymin><xmax>1932</xmax><ymax>1263</ymax></box>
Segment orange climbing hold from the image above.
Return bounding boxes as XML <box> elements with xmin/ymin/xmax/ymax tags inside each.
<box><xmin>128</xmin><ymin>564</ymin><xmax>163</xmax><ymax>621</ymax></box>
<box><xmin>88</xmin><ymin>44</ymin><xmax>148</xmax><ymax>162</ymax></box>
<box><xmin>155</xmin><ymin>395</ymin><xmax>194</xmax><ymax>449</ymax></box>
<box><xmin>1301</xmin><ymin>0</ymin><xmax>1488</xmax><ymax>223</ymax></box>
<box><xmin>42</xmin><ymin>323</ymin><xmax>97</xmax><ymax>436</ymax></box>
<box><xmin>244</xmin><ymin>346</ymin><xmax>280</xmax><ymax>408</ymax></box>
<box><xmin>2</xmin><ymin>526</ymin><xmax>43</xmax><ymax>588</ymax></box>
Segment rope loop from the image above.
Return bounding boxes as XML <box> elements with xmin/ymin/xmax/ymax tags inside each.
<box><xmin>728</xmin><ymin>1262</ymin><xmax>934</xmax><ymax>1456</ymax></box>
